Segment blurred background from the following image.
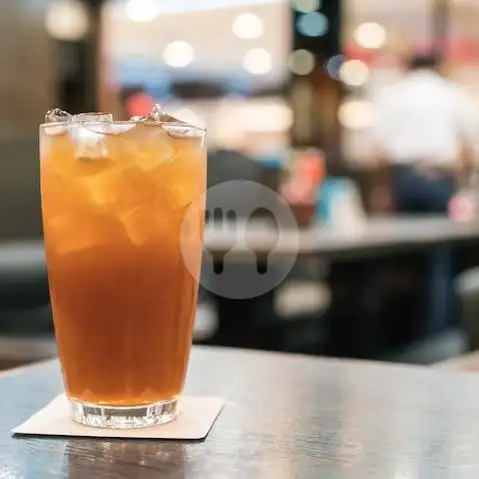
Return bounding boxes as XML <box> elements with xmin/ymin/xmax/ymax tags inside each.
<box><xmin>3</xmin><ymin>0</ymin><xmax>479</xmax><ymax>369</ymax></box>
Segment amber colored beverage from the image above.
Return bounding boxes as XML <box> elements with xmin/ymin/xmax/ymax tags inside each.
<box><xmin>40</xmin><ymin>114</ymin><xmax>206</xmax><ymax>428</ymax></box>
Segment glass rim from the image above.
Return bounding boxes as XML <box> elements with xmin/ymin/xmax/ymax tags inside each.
<box><xmin>39</xmin><ymin>120</ymin><xmax>207</xmax><ymax>134</ymax></box>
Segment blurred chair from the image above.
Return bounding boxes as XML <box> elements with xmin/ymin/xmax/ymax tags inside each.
<box><xmin>456</xmin><ymin>268</ymin><xmax>479</xmax><ymax>350</ymax></box>
<box><xmin>207</xmin><ymin>148</ymin><xmax>264</xmax><ymax>219</ymax></box>
<box><xmin>0</xmin><ymin>134</ymin><xmax>49</xmax><ymax>314</ymax></box>
<box><xmin>207</xmin><ymin>148</ymin><xmax>263</xmax><ymax>188</ymax></box>
<box><xmin>0</xmin><ymin>134</ymin><xmax>49</xmax><ymax>321</ymax></box>
<box><xmin>0</xmin><ymin>136</ymin><xmax>42</xmax><ymax>240</ymax></box>
<box><xmin>269</xmin><ymin>258</ymin><xmax>329</xmax><ymax>354</ymax></box>
<box><xmin>0</xmin><ymin>240</ymin><xmax>52</xmax><ymax>369</ymax></box>
<box><xmin>273</xmin><ymin>279</ymin><xmax>329</xmax><ymax>353</ymax></box>
<box><xmin>204</xmin><ymin>148</ymin><xmax>270</xmax><ymax>347</ymax></box>
<box><xmin>0</xmin><ymin>135</ymin><xmax>52</xmax><ymax>367</ymax></box>
<box><xmin>0</xmin><ymin>241</ymin><xmax>51</xmax><ymax>329</ymax></box>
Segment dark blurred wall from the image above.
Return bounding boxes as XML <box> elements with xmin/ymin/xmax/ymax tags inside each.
<box><xmin>0</xmin><ymin>1</ymin><xmax>54</xmax><ymax>239</ymax></box>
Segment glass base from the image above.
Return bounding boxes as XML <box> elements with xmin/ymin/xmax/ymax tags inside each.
<box><xmin>70</xmin><ymin>397</ymin><xmax>179</xmax><ymax>429</ymax></box>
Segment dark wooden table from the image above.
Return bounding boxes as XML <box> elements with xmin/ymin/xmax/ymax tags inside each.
<box><xmin>4</xmin><ymin>346</ymin><xmax>479</xmax><ymax>478</ymax></box>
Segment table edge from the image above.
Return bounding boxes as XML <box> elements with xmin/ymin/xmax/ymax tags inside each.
<box><xmin>0</xmin><ymin>345</ymin><xmax>460</xmax><ymax>384</ymax></box>
<box><xmin>0</xmin><ymin>358</ymin><xmax>56</xmax><ymax>380</ymax></box>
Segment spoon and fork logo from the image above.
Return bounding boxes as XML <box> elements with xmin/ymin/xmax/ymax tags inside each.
<box><xmin>180</xmin><ymin>180</ymin><xmax>299</xmax><ymax>300</ymax></box>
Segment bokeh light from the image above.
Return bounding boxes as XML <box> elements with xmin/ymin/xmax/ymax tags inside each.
<box><xmin>354</xmin><ymin>22</ymin><xmax>387</xmax><ymax>49</ymax></box>
<box><xmin>325</xmin><ymin>55</ymin><xmax>344</xmax><ymax>80</ymax></box>
<box><xmin>232</xmin><ymin>13</ymin><xmax>264</xmax><ymax>40</ymax></box>
<box><xmin>292</xmin><ymin>0</ymin><xmax>321</xmax><ymax>13</ymax></box>
<box><xmin>163</xmin><ymin>41</ymin><xmax>195</xmax><ymax>68</ymax></box>
<box><xmin>125</xmin><ymin>0</ymin><xmax>159</xmax><ymax>23</ymax></box>
<box><xmin>339</xmin><ymin>59</ymin><xmax>370</xmax><ymax>87</ymax></box>
<box><xmin>243</xmin><ymin>48</ymin><xmax>273</xmax><ymax>75</ymax></box>
<box><xmin>45</xmin><ymin>0</ymin><xmax>89</xmax><ymax>41</ymax></box>
<box><xmin>297</xmin><ymin>12</ymin><xmax>328</xmax><ymax>37</ymax></box>
<box><xmin>338</xmin><ymin>100</ymin><xmax>373</xmax><ymax>129</ymax></box>
<box><xmin>289</xmin><ymin>50</ymin><xmax>316</xmax><ymax>76</ymax></box>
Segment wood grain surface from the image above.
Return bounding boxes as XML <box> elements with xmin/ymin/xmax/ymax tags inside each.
<box><xmin>3</xmin><ymin>347</ymin><xmax>479</xmax><ymax>478</ymax></box>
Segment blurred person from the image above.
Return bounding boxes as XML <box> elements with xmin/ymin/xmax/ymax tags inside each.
<box><xmin>371</xmin><ymin>52</ymin><xmax>477</xmax><ymax>336</ymax></box>
<box><xmin>372</xmin><ymin>53</ymin><xmax>476</xmax><ymax>213</ymax></box>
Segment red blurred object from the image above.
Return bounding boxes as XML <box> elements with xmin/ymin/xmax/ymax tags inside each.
<box><xmin>282</xmin><ymin>151</ymin><xmax>325</xmax><ymax>227</ymax></box>
<box><xmin>415</xmin><ymin>37</ymin><xmax>479</xmax><ymax>61</ymax></box>
<box><xmin>125</xmin><ymin>92</ymin><xmax>155</xmax><ymax>118</ymax></box>
<box><xmin>283</xmin><ymin>151</ymin><xmax>324</xmax><ymax>204</ymax></box>
<box><xmin>297</xmin><ymin>151</ymin><xmax>325</xmax><ymax>185</ymax></box>
<box><xmin>449</xmin><ymin>194</ymin><xmax>475</xmax><ymax>223</ymax></box>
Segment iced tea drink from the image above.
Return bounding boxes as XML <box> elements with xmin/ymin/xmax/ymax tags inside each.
<box><xmin>40</xmin><ymin>110</ymin><xmax>206</xmax><ymax>428</ymax></box>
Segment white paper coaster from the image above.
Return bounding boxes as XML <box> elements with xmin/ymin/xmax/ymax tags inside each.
<box><xmin>13</xmin><ymin>394</ymin><xmax>224</xmax><ymax>440</ymax></box>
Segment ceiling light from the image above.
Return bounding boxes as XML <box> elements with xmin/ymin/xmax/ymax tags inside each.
<box><xmin>45</xmin><ymin>0</ymin><xmax>89</xmax><ymax>41</ymax></box>
<box><xmin>338</xmin><ymin>100</ymin><xmax>373</xmax><ymax>129</ymax></box>
<box><xmin>354</xmin><ymin>22</ymin><xmax>387</xmax><ymax>49</ymax></box>
<box><xmin>125</xmin><ymin>0</ymin><xmax>159</xmax><ymax>22</ymax></box>
<box><xmin>297</xmin><ymin>12</ymin><xmax>328</xmax><ymax>37</ymax></box>
<box><xmin>243</xmin><ymin>48</ymin><xmax>272</xmax><ymax>75</ymax></box>
<box><xmin>232</xmin><ymin>13</ymin><xmax>264</xmax><ymax>40</ymax></box>
<box><xmin>163</xmin><ymin>41</ymin><xmax>195</xmax><ymax>68</ymax></box>
<box><xmin>293</xmin><ymin>0</ymin><xmax>321</xmax><ymax>13</ymax></box>
<box><xmin>339</xmin><ymin>59</ymin><xmax>370</xmax><ymax>87</ymax></box>
<box><xmin>289</xmin><ymin>50</ymin><xmax>315</xmax><ymax>76</ymax></box>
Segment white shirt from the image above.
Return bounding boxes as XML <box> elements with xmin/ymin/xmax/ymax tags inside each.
<box><xmin>372</xmin><ymin>70</ymin><xmax>476</xmax><ymax>165</ymax></box>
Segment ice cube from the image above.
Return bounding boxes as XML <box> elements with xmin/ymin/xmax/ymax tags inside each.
<box><xmin>118</xmin><ymin>124</ymin><xmax>175</xmax><ymax>171</ymax></box>
<box><xmin>148</xmin><ymin>136</ymin><xmax>206</xmax><ymax>210</ymax></box>
<box><xmin>43</xmin><ymin>125</ymin><xmax>69</xmax><ymax>137</ymax></box>
<box><xmin>73</xmin><ymin>112</ymin><xmax>113</xmax><ymax>124</ymax></box>
<box><xmin>131</xmin><ymin>103</ymin><xmax>203</xmax><ymax>144</ymax></box>
<box><xmin>71</xmin><ymin>124</ymin><xmax>109</xmax><ymax>161</ymax></box>
<box><xmin>119</xmin><ymin>208</ymin><xmax>156</xmax><ymax>245</ymax></box>
<box><xmin>44</xmin><ymin>109</ymin><xmax>72</xmax><ymax>136</ymax></box>
<box><xmin>119</xmin><ymin>208</ymin><xmax>178</xmax><ymax>246</ymax></box>
<box><xmin>79</xmin><ymin>164</ymin><xmax>156</xmax><ymax>214</ymax></box>
<box><xmin>79</xmin><ymin>166</ymin><xmax>126</xmax><ymax>209</ymax></box>
<box><xmin>45</xmin><ymin>214</ymin><xmax>123</xmax><ymax>256</ymax></box>
<box><xmin>45</xmin><ymin>108</ymin><xmax>72</xmax><ymax>123</ymax></box>
<box><xmin>133</xmin><ymin>103</ymin><xmax>189</xmax><ymax>126</ymax></box>
<box><xmin>68</xmin><ymin>113</ymin><xmax>115</xmax><ymax>161</ymax></box>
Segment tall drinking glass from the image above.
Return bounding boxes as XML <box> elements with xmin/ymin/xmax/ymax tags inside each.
<box><xmin>40</xmin><ymin>111</ymin><xmax>206</xmax><ymax>428</ymax></box>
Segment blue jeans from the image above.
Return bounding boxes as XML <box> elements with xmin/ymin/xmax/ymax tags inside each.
<box><xmin>391</xmin><ymin>165</ymin><xmax>456</xmax><ymax>334</ymax></box>
<box><xmin>391</xmin><ymin>165</ymin><xmax>455</xmax><ymax>213</ymax></box>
